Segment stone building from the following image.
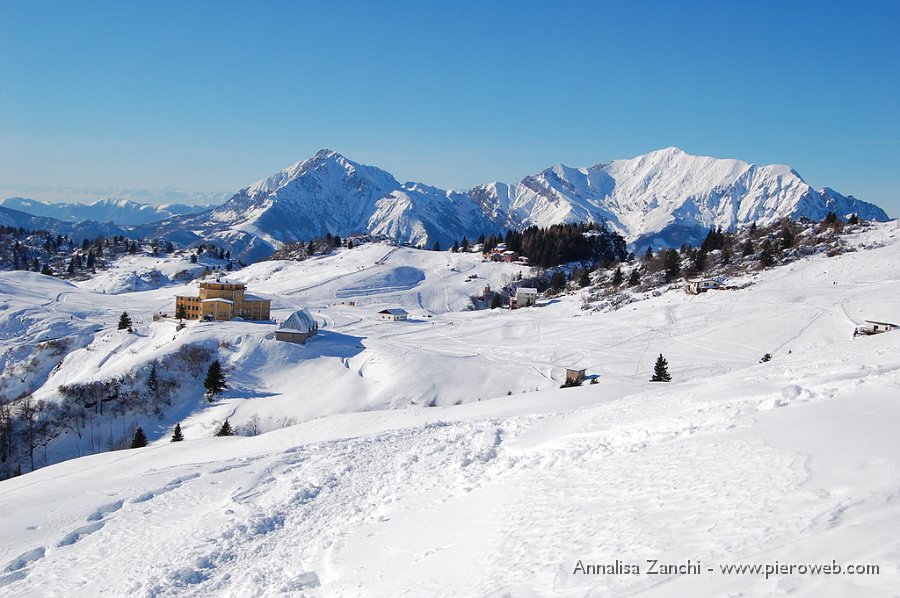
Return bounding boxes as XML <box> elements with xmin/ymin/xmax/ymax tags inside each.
<box><xmin>175</xmin><ymin>280</ymin><xmax>271</xmax><ymax>321</ymax></box>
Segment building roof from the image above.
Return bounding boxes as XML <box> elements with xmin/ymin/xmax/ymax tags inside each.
<box><xmin>201</xmin><ymin>298</ymin><xmax>234</xmax><ymax>304</ymax></box>
<box><xmin>864</xmin><ymin>320</ymin><xmax>898</xmax><ymax>327</ymax></box>
<box><xmin>379</xmin><ymin>308</ymin><xmax>408</xmax><ymax>315</ymax></box>
<box><xmin>516</xmin><ymin>287</ymin><xmax>538</xmax><ymax>295</ymax></box>
<box><xmin>243</xmin><ymin>293</ymin><xmax>267</xmax><ymax>301</ymax></box>
<box><xmin>280</xmin><ymin>310</ymin><xmax>317</xmax><ymax>333</ymax></box>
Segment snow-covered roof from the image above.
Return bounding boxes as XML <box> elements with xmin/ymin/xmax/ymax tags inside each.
<box><xmin>379</xmin><ymin>308</ymin><xmax>408</xmax><ymax>315</ymax></box>
<box><xmin>201</xmin><ymin>298</ymin><xmax>233</xmax><ymax>304</ymax></box>
<box><xmin>516</xmin><ymin>287</ymin><xmax>538</xmax><ymax>295</ymax></box>
<box><xmin>244</xmin><ymin>293</ymin><xmax>267</xmax><ymax>301</ymax></box>
<box><xmin>279</xmin><ymin>310</ymin><xmax>317</xmax><ymax>333</ymax></box>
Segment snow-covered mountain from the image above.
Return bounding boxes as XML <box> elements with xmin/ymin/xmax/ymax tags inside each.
<box><xmin>471</xmin><ymin>147</ymin><xmax>890</xmax><ymax>249</ymax></box>
<box><xmin>0</xmin><ymin>197</ymin><xmax>213</xmax><ymax>226</ymax></box>
<box><xmin>0</xmin><ymin>205</ymin><xmax>130</xmax><ymax>240</ymax></box>
<box><xmin>175</xmin><ymin>147</ymin><xmax>888</xmax><ymax>261</ymax></box>
<box><xmin>170</xmin><ymin>150</ymin><xmax>495</xmax><ymax>260</ymax></box>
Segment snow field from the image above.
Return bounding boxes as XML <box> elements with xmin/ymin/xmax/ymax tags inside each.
<box><xmin>1</xmin><ymin>223</ymin><xmax>899</xmax><ymax>596</ymax></box>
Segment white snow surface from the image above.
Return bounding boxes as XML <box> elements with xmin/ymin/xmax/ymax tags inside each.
<box><xmin>1</xmin><ymin>223</ymin><xmax>900</xmax><ymax>596</ymax></box>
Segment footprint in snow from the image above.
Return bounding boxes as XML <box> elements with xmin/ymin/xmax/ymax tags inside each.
<box><xmin>3</xmin><ymin>547</ymin><xmax>45</xmax><ymax>573</ymax></box>
<box><xmin>132</xmin><ymin>473</ymin><xmax>201</xmax><ymax>503</ymax></box>
<box><xmin>57</xmin><ymin>521</ymin><xmax>104</xmax><ymax>547</ymax></box>
<box><xmin>86</xmin><ymin>499</ymin><xmax>124</xmax><ymax>522</ymax></box>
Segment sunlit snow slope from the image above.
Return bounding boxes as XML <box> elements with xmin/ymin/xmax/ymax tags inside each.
<box><xmin>1</xmin><ymin>223</ymin><xmax>899</xmax><ymax>597</ymax></box>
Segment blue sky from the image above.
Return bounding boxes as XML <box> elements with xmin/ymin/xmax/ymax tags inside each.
<box><xmin>1</xmin><ymin>0</ymin><xmax>898</xmax><ymax>214</ymax></box>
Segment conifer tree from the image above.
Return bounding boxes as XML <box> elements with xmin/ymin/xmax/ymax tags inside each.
<box><xmin>742</xmin><ymin>239</ymin><xmax>754</xmax><ymax>257</ymax></box>
<box><xmin>171</xmin><ymin>423</ymin><xmax>184</xmax><ymax>442</ymax></box>
<box><xmin>118</xmin><ymin>311</ymin><xmax>132</xmax><ymax>331</ymax></box>
<box><xmin>175</xmin><ymin>305</ymin><xmax>187</xmax><ymax>320</ymax></box>
<box><xmin>147</xmin><ymin>360</ymin><xmax>159</xmax><ymax>400</ymax></box>
<box><xmin>579</xmin><ymin>269</ymin><xmax>592</xmax><ymax>288</ymax></box>
<box><xmin>204</xmin><ymin>360</ymin><xmax>227</xmax><ymax>399</ymax></box>
<box><xmin>848</xmin><ymin>214</ymin><xmax>859</xmax><ymax>225</ymax></box>
<box><xmin>611</xmin><ymin>267</ymin><xmax>623</xmax><ymax>286</ymax></box>
<box><xmin>628</xmin><ymin>268</ymin><xmax>640</xmax><ymax>287</ymax></box>
<box><xmin>216</xmin><ymin>419</ymin><xmax>233</xmax><ymax>437</ymax></box>
<box><xmin>650</xmin><ymin>354</ymin><xmax>671</xmax><ymax>382</ymax></box>
<box><xmin>663</xmin><ymin>249</ymin><xmax>681</xmax><ymax>282</ymax></box>
<box><xmin>130</xmin><ymin>427</ymin><xmax>148</xmax><ymax>448</ymax></box>
<box><xmin>759</xmin><ymin>240</ymin><xmax>775</xmax><ymax>268</ymax></box>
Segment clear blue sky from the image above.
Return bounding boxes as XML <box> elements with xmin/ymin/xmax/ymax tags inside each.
<box><xmin>1</xmin><ymin>0</ymin><xmax>898</xmax><ymax>214</ymax></box>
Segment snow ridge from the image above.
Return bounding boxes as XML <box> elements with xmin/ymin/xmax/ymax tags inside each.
<box><xmin>188</xmin><ymin>147</ymin><xmax>889</xmax><ymax>260</ymax></box>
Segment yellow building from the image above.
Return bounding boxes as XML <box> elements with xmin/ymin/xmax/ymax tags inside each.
<box><xmin>175</xmin><ymin>280</ymin><xmax>271</xmax><ymax>321</ymax></box>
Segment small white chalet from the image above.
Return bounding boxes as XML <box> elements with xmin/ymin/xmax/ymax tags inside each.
<box><xmin>854</xmin><ymin>320</ymin><xmax>898</xmax><ymax>337</ymax></box>
<box><xmin>378</xmin><ymin>308</ymin><xmax>408</xmax><ymax>321</ymax></box>
<box><xmin>686</xmin><ymin>279</ymin><xmax>722</xmax><ymax>295</ymax></box>
<box><xmin>510</xmin><ymin>287</ymin><xmax>538</xmax><ymax>309</ymax></box>
<box><xmin>275</xmin><ymin>309</ymin><xmax>318</xmax><ymax>344</ymax></box>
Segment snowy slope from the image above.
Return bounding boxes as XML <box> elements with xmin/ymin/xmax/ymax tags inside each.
<box><xmin>1</xmin><ymin>223</ymin><xmax>899</xmax><ymax>596</ymax></box>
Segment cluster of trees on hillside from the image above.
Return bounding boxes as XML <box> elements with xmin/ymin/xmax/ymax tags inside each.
<box><xmin>448</xmin><ymin>223</ymin><xmax>627</xmax><ymax>269</ymax></box>
<box><xmin>0</xmin><ymin>344</ymin><xmax>214</xmax><ymax>478</ymax></box>
<box><xmin>269</xmin><ymin>232</ymin><xmax>359</xmax><ymax>261</ymax></box>
<box><xmin>575</xmin><ymin>212</ymin><xmax>868</xmax><ymax>311</ymax></box>
<box><xmin>0</xmin><ymin>227</ymin><xmax>170</xmax><ymax>277</ymax></box>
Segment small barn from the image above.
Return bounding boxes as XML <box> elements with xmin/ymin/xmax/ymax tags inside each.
<box><xmin>854</xmin><ymin>320</ymin><xmax>898</xmax><ymax>336</ymax></box>
<box><xmin>565</xmin><ymin>368</ymin><xmax>586</xmax><ymax>385</ymax></box>
<box><xmin>378</xmin><ymin>308</ymin><xmax>408</xmax><ymax>321</ymax></box>
<box><xmin>275</xmin><ymin>310</ymin><xmax>318</xmax><ymax>344</ymax></box>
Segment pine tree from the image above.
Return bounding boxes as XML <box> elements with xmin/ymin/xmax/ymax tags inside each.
<box><xmin>175</xmin><ymin>305</ymin><xmax>187</xmax><ymax>320</ymax></box>
<box><xmin>848</xmin><ymin>214</ymin><xmax>859</xmax><ymax>225</ymax></box>
<box><xmin>663</xmin><ymin>249</ymin><xmax>681</xmax><ymax>282</ymax></box>
<box><xmin>147</xmin><ymin>360</ymin><xmax>159</xmax><ymax>400</ymax></box>
<box><xmin>171</xmin><ymin>423</ymin><xmax>184</xmax><ymax>442</ymax></box>
<box><xmin>550</xmin><ymin>271</ymin><xmax>567</xmax><ymax>292</ymax></box>
<box><xmin>204</xmin><ymin>360</ymin><xmax>227</xmax><ymax>399</ymax></box>
<box><xmin>86</xmin><ymin>251</ymin><xmax>95</xmax><ymax>269</ymax></box>
<box><xmin>40</xmin><ymin>264</ymin><xmax>53</xmax><ymax>276</ymax></box>
<box><xmin>130</xmin><ymin>427</ymin><xmax>148</xmax><ymax>448</ymax></box>
<box><xmin>215</xmin><ymin>419</ymin><xmax>233</xmax><ymax>437</ymax></box>
<box><xmin>628</xmin><ymin>268</ymin><xmax>640</xmax><ymax>287</ymax></box>
<box><xmin>579</xmin><ymin>269</ymin><xmax>592</xmax><ymax>288</ymax></box>
<box><xmin>742</xmin><ymin>239</ymin><xmax>754</xmax><ymax>257</ymax></box>
<box><xmin>611</xmin><ymin>267</ymin><xmax>623</xmax><ymax>286</ymax></box>
<box><xmin>781</xmin><ymin>227</ymin><xmax>794</xmax><ymax>249</ymax></box>
<box><xmin>118</xmin><ymin>311</ymin><xmax>132</xmax><ymax>331</ymax></box>
<box><xmin>759</xmin><ymin>240</ymin><xmax>775</xmax><ymax>268</ymax></box>
<box><xmin>650</xmin><ymin>354</ymin><xmax>671</xmax><ymax>382</ymax></box>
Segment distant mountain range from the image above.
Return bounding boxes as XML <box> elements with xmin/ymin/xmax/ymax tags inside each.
<box><xmin>0</xmin><ymin>197</ymin><xmax>214</xmax><ymax>226</ymax></box>
<box><xmin>0</xmin><ymin>205</ymin><xmax>129</xmax><ymax>240</ymax></box>
<box><xmin>4</xmin><ymin>148</ymin><xmax>889</xmax><ymax>261</ymax></box>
